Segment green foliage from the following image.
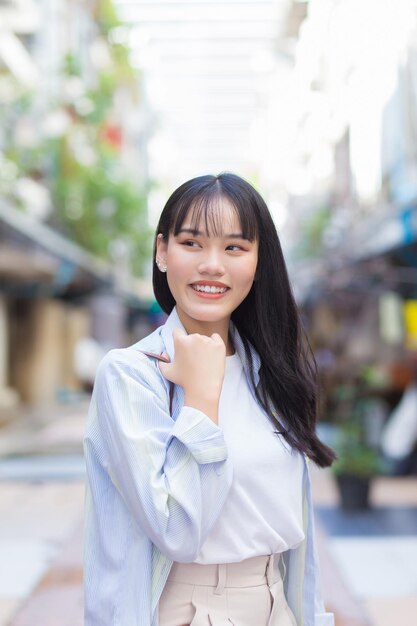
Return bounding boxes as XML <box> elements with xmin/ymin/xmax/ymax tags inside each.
<box><xmin>62</xmin><ymin>53</ymin><xmax>82</xmax><ymax>77</ymax></box>
<box><xmin>293</xmin><ymin>205</ymin><xmax>331</xmax><ymax>259</ymax></box>
<box><xmin>332</xmin><ymin>422</ymin><xmax>381</xmax><ymax>476</ymax></box>
<box><xmin>49</xmin><ymin>136</ymin><xmax>151</xmax><ymax>276</ymax></box>
<box><xmin>95</xmin><ymin>0</ymin><xmax>120</xmax><ymax>34</ymax></box>
<box><xmin>330</xmin><ymin>385</ymin><xmax>381</xmax><ymax>477</ymax></box>
<box><xmin>0</xmin><ymin>1</ymin><xmax>150</xmax><ymax>277</ymax></box>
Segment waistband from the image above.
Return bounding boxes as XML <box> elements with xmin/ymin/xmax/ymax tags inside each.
<box><xmin>167</xmin><ymin>554</ymin><xmax>282</xmax><ymax>592</ymax></box>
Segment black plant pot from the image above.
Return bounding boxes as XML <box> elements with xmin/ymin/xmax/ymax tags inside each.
<box><xmin>336</xmin><ymin>474</ymin><xmax>371</xmax><ymax>511</ymax></box>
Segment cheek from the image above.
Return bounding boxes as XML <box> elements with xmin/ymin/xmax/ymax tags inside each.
<box><xmin>167</xmin><ymin>254</ymin><xmax>188</xmax><ymax>278</ymax></box>
<box><xmin>165</xmin><ymin>252</ymin><xmax>189</xmax><ymax>294</ymax></box>
<box><xmin>239</xmin><ymin>256</ymin><xmax>258</xmax><ymax>284</ymax></box>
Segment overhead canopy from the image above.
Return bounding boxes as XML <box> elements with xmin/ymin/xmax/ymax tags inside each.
<box><xmin>0</xmin><ymin>201</ymin><xmax>114</xmax><ymax>299</ymax></box>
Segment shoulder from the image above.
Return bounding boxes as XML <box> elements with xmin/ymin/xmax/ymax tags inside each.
<box><xmin>95</xmin><ymin>326</ymin><xmax>167</xmax><ymax>391</ymax></box>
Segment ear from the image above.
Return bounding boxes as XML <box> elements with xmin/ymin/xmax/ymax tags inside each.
<box><xmin>156</xmin><ymin>233</ymin><xmax>168</xmax><ymax>265</ymax></box>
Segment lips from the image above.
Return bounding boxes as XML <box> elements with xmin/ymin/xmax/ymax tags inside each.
<box><xmin>190</xmin><ymin>281</ymin><xmax>229</xmax><ymax>289</ymax></box>
<box><xmin>190</xmin><ymin>280</ymin><xmax>229</xmax><ymax>294</ymax></box>
<box><xmin>189</xmin><ymin>281</ymin><xmax>230</xmax><ymax>297</ymax></box>
<box><xmin>192</xmin><ymin>285</ymin><xmax>228</xmax><ymax>294</ymax></box>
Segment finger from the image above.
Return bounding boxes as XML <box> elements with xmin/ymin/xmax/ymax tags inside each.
<box><xmin>158</xmin><ymin>360</ymin><xmax>170</xmax><ymax>377</ymax></box>
<box><xmin>172</xmin><ymin>327</ymin><xmax>187</xmax><ymax>342</ymax></box>
<box><xmin>210</xmin><ymin>333</ymin><xmax>223</xmax><ymax>343</ymax></box>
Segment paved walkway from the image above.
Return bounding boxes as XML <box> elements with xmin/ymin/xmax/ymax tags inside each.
<box><xmin>0</xmin><ymin>404</ymin><xmax>416</xmax><ymax>625</ymax></box>
<box><xmin>0</xmin><ymin>480</ymin><xmax>84</xmax><ymax>626</ymax></box>
<box><xmin>311</xmin><ymin>469</ymin><xmax>417</xmax><ymax>626</ymax></box>
<box><xmin>0</xmin><ymin>403</ymin><xmax>87</xmax><ymax>626</ymax></box>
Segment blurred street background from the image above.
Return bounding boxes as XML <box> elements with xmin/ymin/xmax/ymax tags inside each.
<box><xmin>1</xmin><ymin>0</ymin><xmax>417</xmax><ymax>624</ymax></box>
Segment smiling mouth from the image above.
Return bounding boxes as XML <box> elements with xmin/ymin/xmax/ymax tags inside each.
<box><xmin>191</xmin><ymin>284</ymin><xmax>229</xmax><ymax>294</ymax></box>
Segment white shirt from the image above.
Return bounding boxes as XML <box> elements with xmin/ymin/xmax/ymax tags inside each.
<box><xmin>83</xmin><ymin>307</ymin><xmax>334</xmax><ymax>625</ymax></box>
<box><xmin>194</xmin><ymin>351</ymin><xmax>305</xmax><ymax>564</ymax></box>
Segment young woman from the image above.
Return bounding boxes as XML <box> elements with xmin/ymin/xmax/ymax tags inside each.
<box><xmin>84</xmin><ymin>173</ymin><xmax>336</xmax><ymax>626</ymax></box>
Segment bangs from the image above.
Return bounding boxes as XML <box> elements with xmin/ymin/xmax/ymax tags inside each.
<box><xmin>171</xmin><ymin>188</ymin><xmax>259</xmax><ymax>241</ymax></box>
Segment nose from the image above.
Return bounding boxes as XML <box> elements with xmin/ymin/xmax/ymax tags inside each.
<box><xmin>197</xmin><ymin>248</ymin><xmax>225</xmax><ymax>276</ymax></box>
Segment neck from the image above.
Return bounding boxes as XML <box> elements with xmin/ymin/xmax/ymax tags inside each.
<box><xmin>175</xmin><ymin>309</ymin><xmax>235</xmax><ymax>355</ymax></box>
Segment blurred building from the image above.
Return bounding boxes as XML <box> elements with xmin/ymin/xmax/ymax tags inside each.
<box><xmin>271</xmin><ymin>0</ymin><xmax>417</xmax><ymax>445</ymax></box>
<box><xmin>0</xmin><ymin>0</ymin><xmax>153</xmax><ymax>414</ymax></box>
<box><xmin>280</xmin><ymin>0</ymin><xmax>417</xmax><ymax>277</ymax></box>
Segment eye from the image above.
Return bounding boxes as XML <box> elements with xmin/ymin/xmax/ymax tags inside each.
<box><xmin>181</xmin><ymin>240</ymin><xmax>200</xmax><ymax>247</ymax></box>
<box><xmin>226</xmin><ymin>244</ymin><xmax>244</xmax><ymax>251</ymax></box>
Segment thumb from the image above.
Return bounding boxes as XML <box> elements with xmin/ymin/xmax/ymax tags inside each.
<box><xmin>158</xmin><ymin>352</ymin><xmax>172</xmax><ymax>379</ymax></box>
<box><xmin>158</xmin><ymin>358</ymin><xmax>170</xmax><ymax>378</ymax></box>
<box><xmin>172</xmin><ymin>327</ymin><xmax>187</xmax><ymax>342</ymax></box>
<box><xmin>210</xmin><ymin>332</ymin><xmax>223</xmax><ymax>343</ymax></box>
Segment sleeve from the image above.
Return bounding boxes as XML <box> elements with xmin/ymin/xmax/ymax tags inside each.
<box><xmin>313</xmin><ymin>561</ymin><xmax>335</xmax><ymax>626</ymax></box>
<box><xmin>282</xmin><ymin>459</ymin><xmax>335</xmax><ymax>626</ymax></box>
<box><xmin>310</xmin><ymin>469</ymin><xmax>335</xmax><ymax>626</ymax></box>
<box><xmin>91</xmin><ymin>349</ymin><xmax>233</xmax><ymax>562</ymax></box>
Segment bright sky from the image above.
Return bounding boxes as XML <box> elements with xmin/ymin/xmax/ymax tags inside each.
<box><xmin>113</xmin><ymin>0</ymin><xmax>294</xmax><ymax>197</ymax></box>
<box><xmin>113</xmin><ymin>0</ymin><xmax>417</xmax><ymax>234</ymax></box>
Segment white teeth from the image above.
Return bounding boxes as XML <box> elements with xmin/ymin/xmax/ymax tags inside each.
<box><xmin>192</xmin><ymin>285</ymin><xmax>227</xmax><ymax>294</ymax></box>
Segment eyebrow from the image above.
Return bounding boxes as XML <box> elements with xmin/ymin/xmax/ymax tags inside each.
<box><xmin>177</xmin><ymin>227</ymin><xmax>247</xmax><ymax>239</ymax></box>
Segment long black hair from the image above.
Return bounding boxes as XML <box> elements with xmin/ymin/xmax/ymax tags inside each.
<box><xmin>153</xmin><ymin>173</ymin><xmax>335</xmax><ymax>467</ymax></box>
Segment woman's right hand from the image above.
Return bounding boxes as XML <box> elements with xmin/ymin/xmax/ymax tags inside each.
<box><xmin>159</xmin><ymin>328</ymin><xmax>226</xmax><ymax>423</ymax></box>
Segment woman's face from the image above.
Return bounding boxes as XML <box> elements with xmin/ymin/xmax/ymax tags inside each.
<box><xmin>156</xmin><ymin>200</ymin><xmax>258</xmax><ymax>332</ymax></box>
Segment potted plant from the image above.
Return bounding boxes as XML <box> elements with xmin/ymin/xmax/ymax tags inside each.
<box><xmin>332</xmin><ymin>421</ymin><xmax>381</xmax><ymax>511</ymax></box>
<box><xmin>328</xmin><ymin>384</ymin><xmax>382</xmax><ymax>511</ymax></box>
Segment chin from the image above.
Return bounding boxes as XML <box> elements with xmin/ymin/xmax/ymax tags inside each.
<box><xmin>190</xmin><ymin>310</ymin><xmax>228</xmax><ymax>323</ymax></box>
<box><xmin>184</xmin><ymin>305</ymin><xmax>231</xmax><ymax>323</ymax></box>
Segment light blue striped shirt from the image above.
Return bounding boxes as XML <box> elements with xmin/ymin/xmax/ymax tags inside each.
<box><xmin>83</xmin><ymin>307</ymin><xmax>334</xmax><ymax>625</ymax></box>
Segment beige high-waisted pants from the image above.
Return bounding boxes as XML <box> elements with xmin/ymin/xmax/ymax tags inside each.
<box><xmin>158</xmin><ymin>554</ymin><xmax>297</xmax><ymax>626</ymax></box>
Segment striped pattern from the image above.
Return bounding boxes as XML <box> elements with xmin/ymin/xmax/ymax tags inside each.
<box><xmin>83</xmin><ymin>307</ymin><xmax>334</xmax><ymax>625</ymax></box>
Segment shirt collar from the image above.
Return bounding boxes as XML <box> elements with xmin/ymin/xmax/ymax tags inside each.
<box><xmin>160</xmin><ymin>306</ymin><xmax>261</xmax><ymax>388</ymax></box>
<box><xmin>160</xmin><ymin>306</ymin><xmax>185</xmax><ymax>363</ymax></box>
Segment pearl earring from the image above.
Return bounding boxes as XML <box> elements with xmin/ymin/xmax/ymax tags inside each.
<box><xmin>156</xmin><ymin>260</ymin><xmax>167</xmax><ymax>273</ymax></box>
